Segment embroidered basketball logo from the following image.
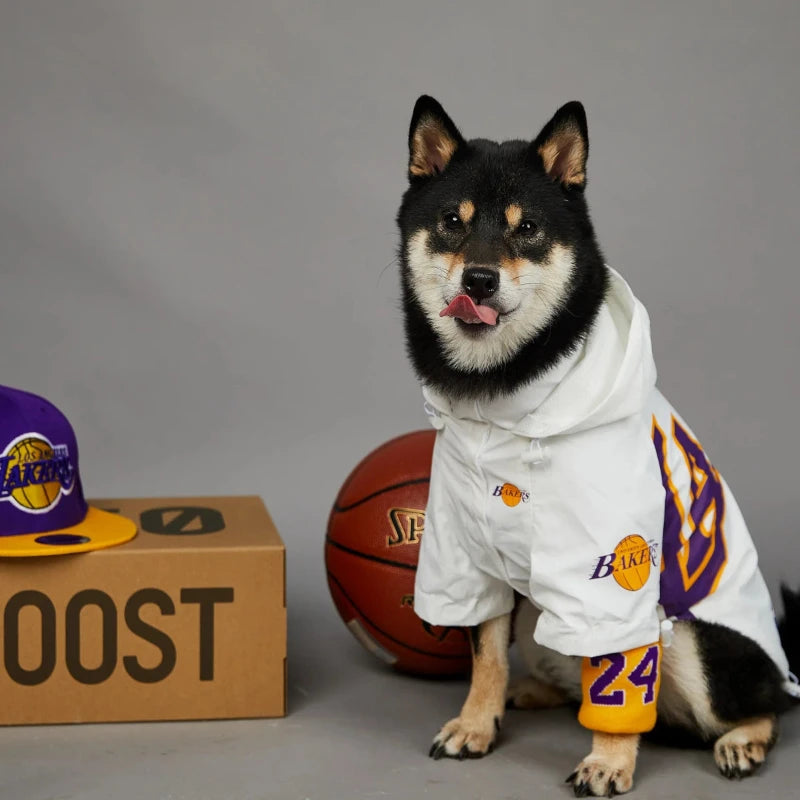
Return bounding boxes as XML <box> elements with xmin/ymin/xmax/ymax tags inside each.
<box><xmin>0</xmin><ymin>433</ymin><xmax>75</xmax><ymax>513</ymax></box>
<box><xmin>590</xmin><ymin>534</ymin><xmax>659</xmax><ymax>592</ymax></box>
<box><xmin>611</xmin><ymin>535</ymin><xmax>652</xmax><ymax>591</ymax></box>
<box><xmin>492</xmin><ymin>482</ymin><xmax>529</xmax><ymax>507</ymax></box>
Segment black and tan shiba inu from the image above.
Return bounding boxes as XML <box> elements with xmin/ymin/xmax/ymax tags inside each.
<box><xmin>396</xmin><ymin>95</ymin><xmax>799</xmax><ymax>796</ymax></box>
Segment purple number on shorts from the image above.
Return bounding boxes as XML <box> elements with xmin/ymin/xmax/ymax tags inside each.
<box><xmin>628</xmin><ymin>645</ymin><xmax>659</xmax><ymax>703</ymax></box>
<box><xmin>589</xmin><ymin>652</ymin><xmax>626</xmax><ymax>706</ymax></box>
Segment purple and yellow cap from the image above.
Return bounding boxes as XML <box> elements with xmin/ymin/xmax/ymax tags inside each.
<box><xmin>0</xmin><ymin>385</ymin><xmax>136</xmax><ymax>556</ymax></box>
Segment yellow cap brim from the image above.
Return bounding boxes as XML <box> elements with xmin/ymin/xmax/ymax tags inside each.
<box><xmin>0</xmin><ymin>506</ymin><xmax>137</xmax><ymax>557</ymax></box>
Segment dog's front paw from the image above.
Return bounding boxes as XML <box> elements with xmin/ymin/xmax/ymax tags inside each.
<box><xmin>428</xmin><ymin>714</ymin><xmax>499</xmax><ymax>760</ymax></box>
<box><xmin>566</xmin><ymin>756</ymin><xmax>634</xmax><ymax>798</ymax></box>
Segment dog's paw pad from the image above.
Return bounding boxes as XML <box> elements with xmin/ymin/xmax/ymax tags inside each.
<box><xmin>714</xmin><ymin>740</ymin><xmax>767</xmax><ymax>779</ymax></box>
<box><xmin>566</xmin><ymin>760</ymin><xmax>633</xmax><ymax>797</ymax></box>
<box><xmin>428</xmin><ymin>716</ymin><xmax>497</xmax><ymax>760</ymax></box>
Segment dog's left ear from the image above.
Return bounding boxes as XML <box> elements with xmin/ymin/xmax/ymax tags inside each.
<box><xmin>408</xmin><ymin>95</ymin><xmax>464</xmax><ymax>180</ymax></box>
<box><xmin>532</xmin><ymin>101</ymin><xmax>588</xmax><ymax>189</ymax></box>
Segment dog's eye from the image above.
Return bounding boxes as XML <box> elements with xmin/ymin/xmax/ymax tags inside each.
<box><xmin>518</xmin><ymin>220</ymin><xmax>538</xmax><ymax>235</ymax></box>
<box><xmin>441</xmin><ymin>212</ymin><xmax>464</xmax><ymax>232</ymax></box>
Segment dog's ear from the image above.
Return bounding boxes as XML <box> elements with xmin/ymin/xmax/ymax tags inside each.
<box><xmin>532</xmin><ymin>101</ymin><xmax>588</xmax><ymax>189</ymax></box>
<box><xmin>408</xmin><ymin>95</ymin><xmax>464</xmax><ymax>180</ymax></box>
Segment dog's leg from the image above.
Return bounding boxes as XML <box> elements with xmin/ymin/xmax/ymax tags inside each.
<box><xmin>567</xmin><ymin>640</ymin><xmax>663</xmax><ymax>797</ymax></box>
<box><xmin>567</xmin><ymin>732</ymin><xmax>639</xmax><ymax>797</ymax></box>
<box><xmin>506</xmin><ymin>676</ymin><xmax>570</xmax><ymax>709</ymax></box>
<box><xmin>713</xmin><ymin>715</ymin><xmax>778</xmax><ymax>779</ymax></box>
<box><xmin>656</xmin><ymin>619</ymin><xmax>789</xmax><ymax>779</ymax></box>
<box><xmin>429</xmin><ymin>612</ymin><xmax>510</xmax><ymax>760</ymax></box>
<box><xmin>509</xmin><ymin>598</ymin><xmax>581</xmax><ymax>709</ymax></box>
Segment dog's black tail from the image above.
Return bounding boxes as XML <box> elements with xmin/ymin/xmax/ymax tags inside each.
<box><xmin>778</xmin><ymin>583</ymin><xmax>800</xmax><ymax>701</ymax></box>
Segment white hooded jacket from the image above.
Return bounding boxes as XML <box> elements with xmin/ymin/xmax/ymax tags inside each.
<box><xmin>414</xmin><ymin>269</ymin><xmax>791</xmax><ymax>686</ymax></box>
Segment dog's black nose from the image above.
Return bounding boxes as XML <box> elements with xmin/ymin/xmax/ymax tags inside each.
<box><xmin>462</xmin><ymin>267</ymin><xmax>499</xmax><ymax>301</ymax></box>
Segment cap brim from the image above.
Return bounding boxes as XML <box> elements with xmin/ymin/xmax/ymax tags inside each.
<box><xmin>0</xmin><ymin>506</ymin><xmax>137</xmax><ymax>557</ymax></box>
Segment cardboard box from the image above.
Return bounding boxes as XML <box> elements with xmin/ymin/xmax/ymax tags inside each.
<box><xmin>0</xmin><ymin>496</ymin><xmax>286</xmax><ymax>725</ymax></box>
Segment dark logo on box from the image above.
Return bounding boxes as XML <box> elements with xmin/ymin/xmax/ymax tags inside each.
<box><xmin>141</xmin><ymin>506</ymin><xmax>225</xmax><ymax>535</ymax></box>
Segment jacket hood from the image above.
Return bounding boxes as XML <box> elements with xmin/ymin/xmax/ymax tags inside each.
<box><xmin>422</xmin><ymin>268</ymin><xmax>657</xmax><ymax>439</ymax></box>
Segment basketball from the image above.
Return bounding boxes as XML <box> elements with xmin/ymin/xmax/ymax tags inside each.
<box><xmin>325</xmin><ymin>430</ymin><xmax>471</xmax><ymax>676</ymax></box>
<box><xmin>612</xmin><ymin>534</ymin><xmax>652</xmax><ymax>592</ymax></box>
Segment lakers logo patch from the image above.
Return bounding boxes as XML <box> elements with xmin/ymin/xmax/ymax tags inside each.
<box><xmin>492</xmin><ymin>482</ymin><xmax>530</xmax><ymax>507</ymax></box>
<box><xmin>590</xmin><ymin>534</ymin><xmax>659</xmax><ymax>592</ymax></box>
<box><xmin>0</xmin><ymin>433</ymin><xmax>75</xmax><ymax>513</ymax></box>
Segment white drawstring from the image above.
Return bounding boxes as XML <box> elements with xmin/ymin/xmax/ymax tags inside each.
<box><xmin>521</xmin><ymin>439</ymin><xmax>547</xmax><ymax>465</ymax></box>
<box><xmin>423</xmin><ymin>401</ymin><xmax>445</xmax><ymax>430</ymax></box>
<box><xmin>657</xmin><ymin>605</ymin><xmax>674</xmax><ymax>648</ymax></box>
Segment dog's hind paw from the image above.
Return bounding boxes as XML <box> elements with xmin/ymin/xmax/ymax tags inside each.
<box><xmin>566</xmin><ymin>758</ymin><xmax>634</xmax><ymax>797</ymax></box>
<box><xmin>428</xmin><ymin>714</ymin><xmax>499</xmax><ymax>760</ymax></box>
<box><xmin>713</xmin><ymin>716</ymin><xmax>776</xmax><ymax>779</ymax></box>
<box><xmin>714</xmin><ymin>741</ymin><xmax>766</xmax><ymax>779</ymax></box>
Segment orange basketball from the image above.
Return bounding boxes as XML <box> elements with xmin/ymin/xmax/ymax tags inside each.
<box><xmin>612</xmin><ymin>534</ymin><xmax>652</xmax><ymax>592</ymax></box>
<box><xmin>325</xmin><ymin>430</ymin><xmax>471</xmax><ymax>676</ymax></box>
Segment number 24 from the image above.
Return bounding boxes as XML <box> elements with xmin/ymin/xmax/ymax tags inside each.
<box><xmin>589</xmin><ymin>645</ymin><xmax>660</xmax><ymax>707</ymax></box>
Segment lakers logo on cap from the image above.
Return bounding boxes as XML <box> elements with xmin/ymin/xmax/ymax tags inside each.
<box><xmin>590</xmin><ymin>534</ymin><xmax>659</xmax><ymax>592</ymax></box>
<box><xmin>0</xmin><ymin>433</ymin><xmax>75</xmax><ymax>513</ymax></box>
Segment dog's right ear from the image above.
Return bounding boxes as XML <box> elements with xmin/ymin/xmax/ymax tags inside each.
<box><xmin>407</xmin><ymin>96</ymin><xmax>464</xmax><ymax>180</ymax></box>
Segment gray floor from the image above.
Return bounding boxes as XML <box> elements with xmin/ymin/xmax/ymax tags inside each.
<box><xmin>2</xmin><ymin>595</ymin><xmax>798</xmax><ymax>800</ymax></box>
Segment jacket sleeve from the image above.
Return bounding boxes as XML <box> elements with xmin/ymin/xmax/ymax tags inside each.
<box><xmin>528</xmin><ymin>416</ymin><xmax>664</xmax><ymax>657</ymax></box>
<box><xmin>578</xmin><ymin>642</ymin><xmax>662</xmax><ymax>733</ymax></box>
<box><xmin>414</xmin><ymin>483</ymin><xmax>514</xmax><ymax>628</ymax></box>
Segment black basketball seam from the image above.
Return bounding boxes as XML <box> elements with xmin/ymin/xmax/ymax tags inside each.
<box><xmin>333</xmin><ymin>477</ymin><xmax>430</xmax><ymax>512</ymax></box>
<box><xmin>326</xmin><ymin>571</ymin><xmax>468</xmax><ymax>661</ymax></box>
<box><xmin>325</xmin><ymin>536</ymin><xmax>417</xmax><ymax>571</ymax></box>
<box><xmin>335</xmin><ymin>429</ymin><xmax>431</xmax><ymax>497</ymax></box>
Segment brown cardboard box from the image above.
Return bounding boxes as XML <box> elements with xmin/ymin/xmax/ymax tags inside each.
<box><xmin>0</xmin><ymin>496</ymin><xmax>286</xmax><ymax>725</ymax></box>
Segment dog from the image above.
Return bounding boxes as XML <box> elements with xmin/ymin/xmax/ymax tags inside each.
<box><xmin>396</xmin><ymin>95</ymin><xmax>799</xmax><ymax>796</ymax></box>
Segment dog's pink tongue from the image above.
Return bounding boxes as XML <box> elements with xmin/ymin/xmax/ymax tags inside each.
<box><xmin>440</xmin><ymin>295</ymin><xmax>499</xmax><ymax>325</ymax></box>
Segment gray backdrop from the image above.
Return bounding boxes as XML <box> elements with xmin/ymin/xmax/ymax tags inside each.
<box><xmin>0</xmin><ymin>2</ymin><xmax>798</xmax><ymax>799</ymax></box>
